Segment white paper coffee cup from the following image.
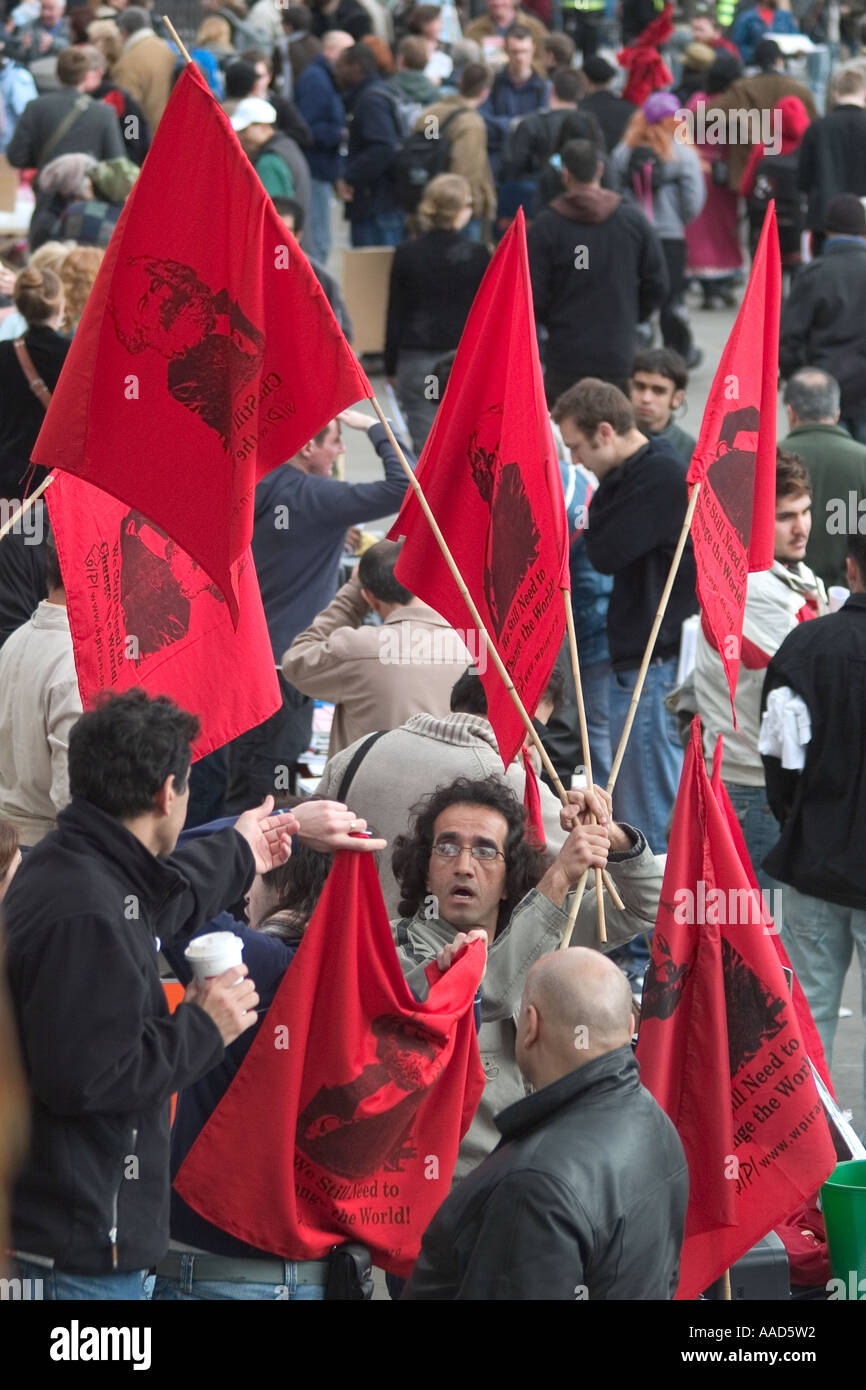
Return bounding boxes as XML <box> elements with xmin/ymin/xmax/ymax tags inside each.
<box><xmin>828</xmin><ymin>586</ymin><xmax>850</xmax><ymax>614</ymax></box>
<box><xmin>184</xmin><ymin>931</ymin><xmax>244</xmax><ymax>983</ymax></box>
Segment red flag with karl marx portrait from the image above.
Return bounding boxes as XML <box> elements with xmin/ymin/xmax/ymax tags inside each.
<box><xmin>388</xmin><ymin>209</ymin><xmax>570</xmax><ymax>769</ymax></box>
<box><xmin>687</xmin><ymin>204</ymin><xmax>781</xmax><ymax>726</ymax></box>
<box><xmin>31</xmin><ymin>63</ymin><xmax>371</xmax><ymax>623</ymax></box>
<box><xmin>175</xmin><ymin>851</ymin><xmax>485</xmax><ymax>1277</ymax></box>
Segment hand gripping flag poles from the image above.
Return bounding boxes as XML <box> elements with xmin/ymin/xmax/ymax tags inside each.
<box><xmin>562</xmin><ymin>204</ymin><xmax>783</xmax><ymax>945</ymax></box>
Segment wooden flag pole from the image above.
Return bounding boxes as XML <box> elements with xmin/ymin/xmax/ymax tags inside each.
<box><xmin>0</xmin><ymin>473</ymin><xmax>53</xmax><ymax>543</ymax></box>
<box><xmin>606</xmin><ymin>482</ymin><xmax>701</xmax><ymax>798</ymax></box>
<box><xmin>370</xmin><ymin>397</ymin><xmax>623</xmax><ymax>908</ymax></box>
<box><xmin>560</xmin><ymin>591</ymin><xmax>607</xmax><ymax>946</ymax></box>
<box><xmin>162</xmin><ymin>17</ymin><xmax>193</xmax><ymax>64</ymax></box>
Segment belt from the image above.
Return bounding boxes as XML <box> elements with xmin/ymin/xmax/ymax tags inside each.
<box><xmin>155</xmin><ymin>1252</ymin><xmax>330</xmax><ymax>1285</ymax></box>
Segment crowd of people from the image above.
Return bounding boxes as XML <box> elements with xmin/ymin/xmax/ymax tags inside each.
<box><xmin>0</xmin><ymin>0</ymin><xmax>864</xmax><ymax>1306</ymax></box>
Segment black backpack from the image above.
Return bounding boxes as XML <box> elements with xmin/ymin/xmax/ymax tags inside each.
<box><xmin>747</xmin><ymin>152</ymin><xmax>803</xmax><ymax>257</ymax></box>
<box><xmin>392</xmin><ymin>106</ymin><xmax>466</xmax><ymax>213</ymax></box>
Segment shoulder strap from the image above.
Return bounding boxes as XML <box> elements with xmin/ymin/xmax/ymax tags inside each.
<box><xmin>38</xmin><ymin>94</ymin><xmax>92</xmax><ymax>168</ymax></box>
<box><xmin>13</xmin><ymin>339</ymin><xmax>52</xmax><ymax>409</ymax></box>
<box><xmin>336</xmin><ymin>729</ymin><xmax>388</xmax><ymax>804</ymax></box>
<box><xmin>440</xmin><ymin>106</ymin><xmax>467</xmax><ymax>134</ymax></box>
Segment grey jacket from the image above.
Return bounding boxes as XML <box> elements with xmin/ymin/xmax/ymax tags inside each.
<box><xmin>393</xmin><ymin>829</ymin><xmax>663</xmax><ymax>1179</ymax></box>
<box><xmin>609</xmin><ymin>139</ymin><xmax>705</xmax><ymax>242</ymax></box>
<box><xmin>7</xmin><ymin>89</ymin><xmax>124</xmax><ymax>169</ymax></box>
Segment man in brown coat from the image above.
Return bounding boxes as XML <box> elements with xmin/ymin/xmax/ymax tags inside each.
<box><xmin>416</xmin><ymin>63</ymin><xmax>496</xmax><ymax>226</ymax></box>
<box><xmin>111</xmin><ymin>7</ymin><xmax>177</xmax><ymax>132</ymax></box>
<box><xmin>465</xmin><ymin>0</ymin><xmax>549</xmax><ymax>74</ymax></box>
<box><xmin>704</xmin><ymin>38</ymin><xmax>816</xmax><ymax>190</ymax></box>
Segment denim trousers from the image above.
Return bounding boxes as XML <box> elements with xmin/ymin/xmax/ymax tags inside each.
<box><xmin>308</xmin><ymin>178</ymin><xmax>333</xmax><ymax>265</ymax></box>
<box><xmin>11</xmin><ymin>1257</ymin><xmax>148</xmax><ymax>1300</ymax></box>
<box><xmin>152</xmin><ymin>1255</ymin><xmax>327</xmax><ymax>1301</ymax></box>
<box><xmin>724</xmin><ymin>781</ymin><xmax>784</xmax><ymax>896</ymax></box>
<box><xmin>350</xmin><ymin>211</ymin><xmax>405</xmax><ymax>248</ymax></box>
<box><xmin>580</xmin><ymin>656</ymin><xmax>612</xmax><ymax>792</ymax></box>
<box><xmin>608</xmin><ymin>655</ymin><xmax>683</xmax><ymax>853</ymax></box>
<box><xmin>395</xmin><ymin>347</ymin><xmax>443</xmax><ymax>453</ymax></box>
<box><xmin>781</xmin><ymin>884</ymin><xmax>866</xmax><ymax>1070</ymax></box>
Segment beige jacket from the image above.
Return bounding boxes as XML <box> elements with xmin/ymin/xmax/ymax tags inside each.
<box><xmin>415</xmin><ymin>96</ymin><xmax>497</xmax><ymax>220</ymax></box>
<box><xmin>281</xmin><ymin>577</ymin><xmax>471</xmax><ymax>756</ymax></box>
<box><xmin>0</xmin><ymin>602</ymin><xmax>82</xmax><ymax>845</ymax></box>
<box><xmin>463</xmin><ymin>9</ymin><xmax>549</xmax><ymax>72</ymax></box>
<box><xmin>394</xmin><ymin>831</ymin><xmax>662</xmax><ymax>1178</ymax></box>
<box><xmin>111</xmin><ymin>29</ymin><xmax>177</xmax><ymax>132</ymax></box>
<box><xmin>316</xmin><ymin>711</ymin><xmax>569</xmax><ymax>915</ymax></box>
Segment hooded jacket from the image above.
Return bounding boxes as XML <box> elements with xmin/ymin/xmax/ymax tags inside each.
<box><xmin>526</xmin><ymin>184</ymin><xmax>669</xmax><ymax>383</ymax></box>
<box><xmin>610</xmin><ymin>135</ymin><xmax>706</xmax><ymax>241</ymax></box>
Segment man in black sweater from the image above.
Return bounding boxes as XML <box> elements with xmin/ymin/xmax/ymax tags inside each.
<box><xmin>554</xmin><ymin>378</ymin><xmax>697</xmax><ymax>854</ymax></box>
<box><xmin>798</xmin><ymin>65</ymin><xmax>866</xmax><ymax>240</ymax></box>
<box><xmin>4</xmin><ymin>690</ymin><xmax>297</xmax><ymax>1298</ymax></box>
<box><xmin>527</xmin><ymin>138</ymin><xmax>668</xmax><ymax>405</ymax></box>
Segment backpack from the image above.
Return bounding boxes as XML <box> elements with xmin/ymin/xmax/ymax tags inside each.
<box><xmin>627</xmin><ymin>143</ymin><xmax>663</xmax><ymax>222</ymax></box>
<box><xmin>747</xmin><ymin>152</ymin><xmax>803</xmax><ymax>257</ymax></box>
<box><xmin>392</xmin><ymin>105</ymin><xmax>466</xmax><ymax>213</ymax></box>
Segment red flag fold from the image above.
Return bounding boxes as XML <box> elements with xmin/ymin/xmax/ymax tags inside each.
<box><xmin>388</xmin><ymin>208</ymin><xmax>570</xmax><ymax>768</ymax></box>
<box><xmin>47</xmin><ymin>471</ymin><xmax>280</xmax><ymax>759</ymax></box>
<box><xmin>32</xmin><ymin>63</ymin><xmax>371</xmax><ymax>620</ymax></box>
<box><xmin>174</xmin><ymin>851</ymin><xmax>485</xmax><ymax>1276</ymax></box>
<box><xmin>687</xmin><ymin>203</ymin><xmax>781</xmax><ymax>725</ymax></box>
<box><xmin>636</xmin><ymin>716</ymin><xmax>836</xmax><ymax>1299</ymax></box>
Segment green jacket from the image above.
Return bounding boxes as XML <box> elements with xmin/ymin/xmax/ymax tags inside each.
<box><xmin>655</xmin><ymin>418</ymin><xmax>696</xmax><ymax>472</ymax></box>
<box><xmin>393</xmin><ymin>829</ymin><xmax>663</xmax><ymax>1180</ymax></box>
<box><xmin>781</xmin><ymin>423</ymin><xmax>866</xmax><ymax>589</ymax></box>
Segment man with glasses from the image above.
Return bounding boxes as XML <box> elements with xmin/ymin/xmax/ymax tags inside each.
<box><xmin>389</xmin><ymin>775</ymin><xmax>662</xmax><ymax>1179</ymax></box>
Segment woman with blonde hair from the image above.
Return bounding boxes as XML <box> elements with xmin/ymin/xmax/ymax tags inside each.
<box><xmin>60</xmin><ymin>247</ymin><xmax>104</xmax><ymax>337</ymax></box>
<box><xmin>611</xmin><ymin>92</ymin><xmax>706</xmax><ymax>366</ymax></box>
<box><xmin>385</xmin><ymin>173</ymin><xmax>489</xmax><ymax>450</ymax></box>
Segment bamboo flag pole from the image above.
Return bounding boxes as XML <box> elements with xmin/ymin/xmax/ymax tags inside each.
<box><xmin>370</xmin><ymin>397</ymin><xmax>623</xmax><ymax>910</ymax></box>
<box><xmin>0</xmin><ymin>474</ymin><xmax>53</xmax><ymax>543</ymax></box>
<box><xmin>560</xmin><ymin>592</ymin><xmax>606</xmax><ymax>946</ymax></box>
<box><xmin>163</xmin><ymin>17</ymin><xmax>193</xmax><ymax>63</ymax></box>
<box><xmin>606</xmin><ymin>482</ymin><xmax>701</xmax><ymax>799</ymax></box>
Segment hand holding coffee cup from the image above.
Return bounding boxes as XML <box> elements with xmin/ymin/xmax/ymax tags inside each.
<box><xmin>185</xmin><ymin>962</ymin><xmax>259</xmax><ymax>1046</ymax></box>
<box><xmin>184</xmin><ymin>930</ymin><xmax>244</xmax><ymax>982</ymax></box>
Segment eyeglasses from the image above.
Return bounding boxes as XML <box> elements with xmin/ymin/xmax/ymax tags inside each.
<box><xmin>431</xmin><ymin>841</ymin><xmax>505</xmax><ymax>863</ymax></box>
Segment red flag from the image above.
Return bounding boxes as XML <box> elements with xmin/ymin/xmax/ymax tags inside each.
<box><xmin>47</xmin><ymin>471</ymin><xmax>279</xmax><ymax>760</ymax></box>
<box><xmin>709</xmin><ymin>736</ymin><xmax>833</xmax><ymax>1094</ymax></box>
<box><xmin>636</xmin><ymin>717</ymin><xmax>836</xmax><ymax>1300</ymax></box>
<box><xmin>32</xmin><ymin>64</ymin><xmax>371</xmax><ymax>621</ymax></box>
<box><xmin>174</xmin><ymin>851</ymin><xmax>485</xmax><ymax>1276</ymax></box>
<box><xmin>687</xmin><ymin>204</ymin><xmax>781</xmax><ymax>725</ymax></box>
<box><xmin>388</xmin><ymin>209</ymin><xmax>570</xmax><ymax>768</ymax></box>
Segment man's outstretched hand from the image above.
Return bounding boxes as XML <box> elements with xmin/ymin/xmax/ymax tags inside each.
<box><xmin>294</xmin><ymin>799</ymin><xmax>387</xmax><ymax>853</ymax></box>
<box><xmin>234</xmin><ymin>797</ymin><xmax>299</xmax><ymax>873</ymax></box>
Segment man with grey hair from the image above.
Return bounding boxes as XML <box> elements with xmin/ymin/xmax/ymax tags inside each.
<box><xmin>404</xmin><ymin>946</ymin><xmax>688</xmax><ymax>1299</ymax></box>
<box><xmin>110</xmin><ymin>6</ymin><xmax>176</xmax><ymax>132</ymax></box>
<box><xmin>781</xmin><ymin>367</ymin><xmax>866</xmax><ymax>589</ymax></box>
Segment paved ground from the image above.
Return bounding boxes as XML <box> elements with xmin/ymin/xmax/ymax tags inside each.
<box><xmin>325</xmin><ymin>226</ymin><xmax>864</xmax><ymax>1140</ymax></box>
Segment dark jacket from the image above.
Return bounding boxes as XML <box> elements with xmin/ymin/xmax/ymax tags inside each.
<box><xmin>4</xmin><ymin>798</ymin><xmax>256</xmax><ymax>1273</ymax></box>
<box><xmin>527</xmin><ymin>184</ymin><xmax>669</xmax><ymax>386</ymax></box>
<box><xmin>480</xmin><ymin>69</ymin><xmax>548</xmax><ymax>166</ymax></box>
<box><xmin>780</xmin><ymin>423</ymin><xmax>866</xmax><ymax>589</ymax></box>
<box><xmin>761</xmin><ymin>595</ymin><xmax>866</xmax><ymax>906</ymax></box>
<box><xmin>579</xmin><ymin>90</ymin><xmax>636</xmax><ymax>152</ymax></box>
<box><xmin>779</xmin><ymin>239</ymin><xmax>866</xmax><ymax>422</ymax></box>
<box><xmin>384</xmin><ymin>230</ymin><xmax>490</xmax><ymax>377</ymax></box>
<box><xmin>311</xmin><ymin>0</ymin><xmax>371</xmax><ymax>40</ymax></box>
<box><xmin>403</xmin><ymin>1045</ymin><xmax>689</xmax><ymax>1300</ymax></box>
<box><xmin>0</xmin><ymin>324</ymin><xmax>70</xmax><ymax>499</ymax></box>
<box><xmin>6</xmin><ymin>89</ymin><xmax>125</xmax><ymax>169</ymax></box>
<box><xmin>254</xmin><ymin>128</ymin><xmax>311</xmax><ymax>224</ymax></box>
<box><xmin>252</xmin><ymin>421</ymin><xmax>411</xmax><ymax>660</ymax></box>
<box><xmin>343</xmin><ymin>75</ymin><xmax>404</xmax><ymax>223</ymax></box>
<box><xmin>502</xmin><ymin>107</ymin><xmax>583</xmax><ymax>181</ymax></box>
<box><xmin>798</xmin><ymin>105</ymin><xmax>866</xmax><ymax>233</ymax></box>
<box><xmin>295</xmin><ymin>52</ymin><xmax>346</xmax><ymax>182</ymax></box>
<box><xmin>583</xmin><ymin>435</ymin><xmax>697</xmax><ymax>671</ymax></box>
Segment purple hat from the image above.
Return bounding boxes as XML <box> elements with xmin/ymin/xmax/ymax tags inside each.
<box><xmin>643</xmin><ymin>92</ymin><xmax>681</xmax><ymax>123</ymax></box>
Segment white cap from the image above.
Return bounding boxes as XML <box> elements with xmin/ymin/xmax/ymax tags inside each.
<box><xmin>230</xmin><ymin>97</ymin><xmax>277</xmax><ymax>132</ymax></box>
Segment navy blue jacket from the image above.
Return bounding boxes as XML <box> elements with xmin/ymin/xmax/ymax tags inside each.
<box><xmin>294</xmin><ymin>53</ymin><xmax>345</xmax><ymax>183</ymax></box>
<box><xmin>251</xmin><ymin>421</ymin><xmax>412</xmax><ymax>661</ymax></box>
<box><xmin>342</xmin><ymin>75</ymin><xmax>404</xmax><ymax>222</ymax></box>
<box><xmin>480</xmin><ymin>70</ymin><xmax>548</xmax><ymax>164</ymax></box>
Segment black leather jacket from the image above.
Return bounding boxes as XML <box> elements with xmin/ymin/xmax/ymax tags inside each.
<box><xmin>404</xmin><ymin>1045</ymin><xmax>689</xmax><ymax>1300</ymax></box>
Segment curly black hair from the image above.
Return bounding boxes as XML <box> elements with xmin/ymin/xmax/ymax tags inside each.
<box><xmin>68</xmin><ymin>689</ymin><xmax>199</xmax><ymax>819</ymax></box>
<box><xmin>391</xmin><ymin>777</ymin><xmax>549</xmax><ymax>931</ymax></box>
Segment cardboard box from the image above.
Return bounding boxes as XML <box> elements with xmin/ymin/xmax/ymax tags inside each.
<box><xmin>341</xmin><ymin>246</ymin><xmax>395</xmax><ymax>356</ymax></box>
<box><xmin>0</xmin><ymin>157</ymin><xmax>19</xmax><ymax>215</ymax></box>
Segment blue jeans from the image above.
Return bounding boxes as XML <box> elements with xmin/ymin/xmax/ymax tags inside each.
<box><xmin>580</xmin><ymin>656</ymin><xmax>612</xmax><ymax>792</ymax></box>
<box><xmin>151</xmin><ymin>1254</ymin><xmax>327</xmax><ymax>1301</ymax></box>
<box><xmin>608</xmin><ymin>655</ymin><xmax>683</xmax><ymax>853</ymax></box>
<box><xmin>12</xmin><ymin>1257</ymin><xmax>148</xmax><ymax>1300</ymax></box>
<box><xmin>350</xmin><ymin>211</ymin><xmax>405</xmax><ymax>248</ymax></box>
<box><xmin>308</xmin><ymin>178</ymin><xmax>333</xmax><ymax>265</ymax></box>
<box><xmin>724</xmin><ymin>782</ymin><xmax>784</xmax><ymax>897</ymax></box>
<box><xmin>781</xmin><ymin>885</ymin><xmax>866</xmax><ymax>1069</ymax></box>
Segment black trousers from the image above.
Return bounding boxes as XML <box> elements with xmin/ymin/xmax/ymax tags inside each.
<box><xmin>561</xmin><ymin>9</ymin><xmax>604</xmax><ymax>60</ymax></box>
<box><xmin>224</xmin><ymin>671</ymin><xmax>313</xmax><ymax>812</ymax></box>
<box><xmin>659</xmin><ymin>238</ymin><xmax>694</xmax><ymax>360</ymax></box>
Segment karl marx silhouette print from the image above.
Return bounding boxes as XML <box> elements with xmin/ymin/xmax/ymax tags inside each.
<box><xmin>705</xmin><ymin>406</ymin><xmax>760</xmax><ymax>551</ymax></box>
<box><xmin>119</xmin><ymin>511</ymin><xmax>227</xmax><ymax>658</ymax></box>
<box><xmin>467</xmin><ymin>405</ymin><xmax>541</xmax><ymax>637</ymax></box>
<box><xmin>111</xmin><ymin>257</ymin><xmax>264</xmax><ymax>447</ymax></box>
<box><xmin>295</xmin><ymin>1014</ymin><xmax>449</xmax><ymax>1179</ymax></box>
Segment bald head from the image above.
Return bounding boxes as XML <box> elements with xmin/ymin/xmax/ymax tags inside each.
<box><xmin>323</xmin><ymin>30</ymin><xmax>355</xmax><ymax>62</ymax></box>
<box><xmin>516</xmin><ymin>948</ymin><xmax>635</xmax><ymax>1090</ymax></box>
